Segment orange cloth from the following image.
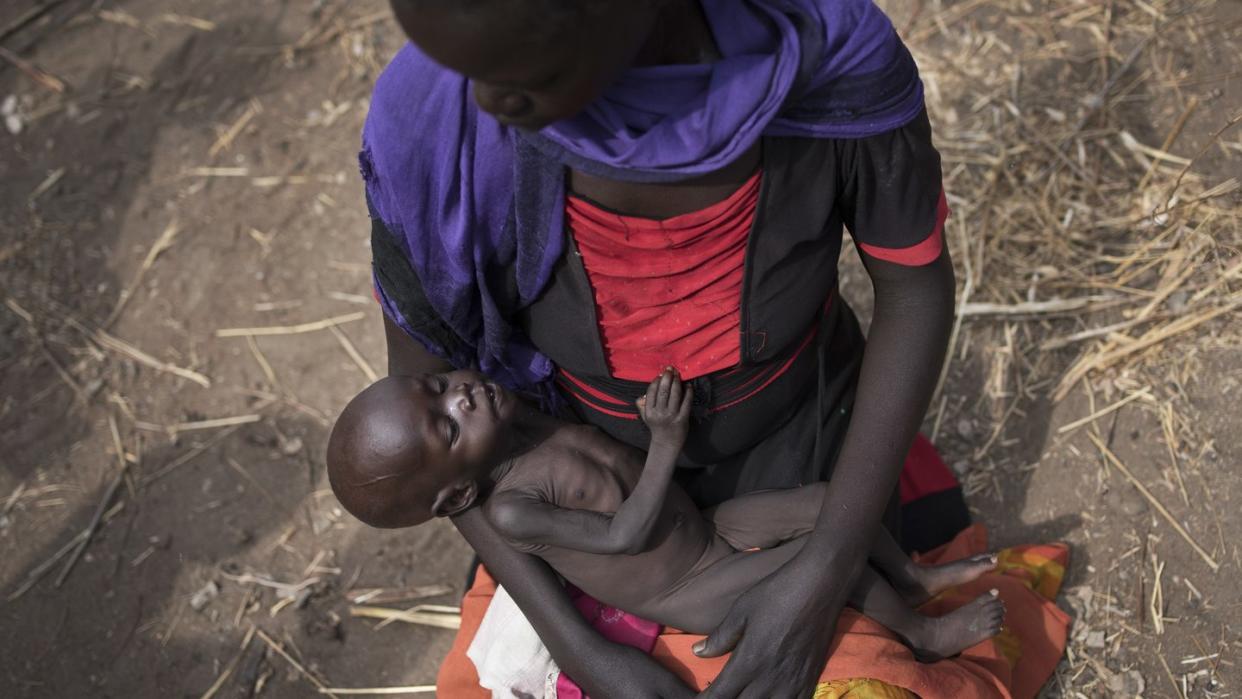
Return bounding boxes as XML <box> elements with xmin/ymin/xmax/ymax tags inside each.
<box><xmin>437</xmin><ymin>525</ymin><xmax>1070</xmax><ymax>699</ymax></box>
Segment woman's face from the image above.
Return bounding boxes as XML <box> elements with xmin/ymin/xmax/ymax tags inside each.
<box><xmin>392</xmin><ymin>0</ymin><xmax>661</xmax><ymax>131</ymax></box>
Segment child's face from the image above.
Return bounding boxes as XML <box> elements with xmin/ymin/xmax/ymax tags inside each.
<box><xmin>402</xmin><ymin>369</ymin><xmax>516</xmax><ymax>482</ymax></box>
<box><xmin>392</xmin><ymin>1</ymin><xmax>658</xmax><ymax>130</ymax></box>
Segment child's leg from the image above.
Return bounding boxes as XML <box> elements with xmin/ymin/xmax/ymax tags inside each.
<box><xmin>643</xmin><ymin>540</ymin><xmax>1005</xmax><ymax>661</ymax></box>
<box><xmin>705</xmin><ymin>484</ymin><xmax>996</xmax><ymax>604</ymax></box>
<box><xmin>639</xmin><ymin>538</ymin><xmax>809</xmax><ymax>634</ymax></box>
<box><xmin>868</xmin><ymin>527</ymin><xmax>997</xmax><ymax>605</ymax></box>
<box><xmin>849</xmin><ymin>565</ymin><xmax>1006</xmax><ymax>662</ymax></box>
<box><xmin>701</xmin><ymin>481</ymin><xmax>827</xmax><ymax>550</ymax></box>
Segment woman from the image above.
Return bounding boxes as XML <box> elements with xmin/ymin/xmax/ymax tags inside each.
<box><xmin>361</xmin><ymin>0</ymin><xmax>955</xmax><ymax>695</ymax></box>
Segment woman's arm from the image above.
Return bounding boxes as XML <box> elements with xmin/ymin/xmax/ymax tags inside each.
<box><xmin>696</xmin><ymin>249</ymin><xmax>956</xmax><ymax>697</ymax></box>
<box><xmin>453</xmin><ymin>509</ymin><xmax>694</xmax><ymax>698</ymax></box>
<box><xmin>384</xmin><ymin>315</ymin><xmax>693</xmax><ymax>698</ymax></box>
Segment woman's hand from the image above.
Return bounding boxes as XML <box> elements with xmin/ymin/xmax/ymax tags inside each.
<box><xmin>692</xmin><ymin>550</ymin><xmax>860</xmax><ymax>698</ymax></box>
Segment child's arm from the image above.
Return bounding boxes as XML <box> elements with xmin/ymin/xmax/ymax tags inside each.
<box><xmin>489</xmin><ymin>369</ymin><xmax>692</xmax><ymax>555</ymax></box>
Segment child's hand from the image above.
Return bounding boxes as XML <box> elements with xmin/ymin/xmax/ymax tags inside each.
<box><xmin>637</xmin><ymin>367</ymin><xmax>693</xmax><ymax>447</ymax></box>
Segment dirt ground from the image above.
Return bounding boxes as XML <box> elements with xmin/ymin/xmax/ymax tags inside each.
<box><xmin>0</xmin><ymin>0</ymin><xmax>1238</xmax><ymax>697</ymax></box>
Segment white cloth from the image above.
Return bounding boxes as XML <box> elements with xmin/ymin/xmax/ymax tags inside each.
<box><xmin>466</xmin><ymin>584</ymin><xmax>561</xmax><ymax>698</ymax></box>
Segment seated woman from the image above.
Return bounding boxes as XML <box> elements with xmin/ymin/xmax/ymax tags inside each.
<box><xmin>361</xmin><ymin>0</ymin><xmax>962</xmax><ymax>694</ymax></box>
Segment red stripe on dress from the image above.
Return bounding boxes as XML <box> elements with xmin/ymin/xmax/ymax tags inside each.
<box><xmin>857</xmin><ymin>189</ymin><xmax>950</xmax><ymax>266</ymax></box>
<box><xmin>555</xmin><ymin>380</ymin><xmax>640</xmax><ymax>420</ymax></box>
<box><xmin>709</xmin><ymin>326</ymin><xmax>817</xmax><ymax>414</ymax></box>
<box><xmin>557</xmin><ymin>368</ymin><xmax>630</xmax><ymax>406</ymax></box>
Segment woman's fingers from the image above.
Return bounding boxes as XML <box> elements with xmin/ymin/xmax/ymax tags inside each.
<box><xmin>692</xmin><ymin>611</ymin><xmax>744</xmax><ymax>660</ymax></box>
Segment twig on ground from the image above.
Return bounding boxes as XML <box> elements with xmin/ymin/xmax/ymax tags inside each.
<box><xmin>209</xmin><ymin>99</ymin><xmax>262</xmax><ymax>158</ymax></box>
<box><xmin>0</xmin><ymin>45</ymin><xmax>66</xmax><ymax>92</ymax></box>
<box><xmin>199</xmin><ymin>626</ymin><xmax>256</xmax><ymax>699</ymax></box>
<box><xmin>350</xmin><ymin>605</ymin><xmax>462</xmax><ymax>630</ymax></box>
<box><xmin>1150</xmin><ymin>553</ymin><xmax>1166</xmax><ymax>635</ymax></box>
<box><xmin>7</xmin><ymin>501</ymin><xmax>125</xmax><ymax>600</ymax></box>
<box><xmin>225</xmin><ymin>458</ymin><xmax>282</xmax><ymax>510</ymax></box>
<box><xmin>0</xmin><ymin>1</ymin><xmax>68</xmax><ymax>43</ymax></box>
<box><xmin>216</xmin><ymin>312</ymin><xmax>365</xmax><ymax>337</ymax></box>
<box><xmin>1088</xmin><ymin>433</ymin><xmax>1220</xmax><ymax>571</ymax></box>
<box><xmin>68</xmin><ymin>318</ymin><xmax>211</xmax><ymax>387</ymax></box>
<box><xmin>254</xmin><ymin>628</ymin><xmax>340</xmax><ymax>699</ymax></box>
<box><xmin>329</xmin><ymin>325</ymin><xmax>378</xmax><ymax>382</ymax></box>
<box><xmin>55</xmin><ymin>413</ymin><xmax>132</xmax><ymax>587</ymax></box>
<box><xmin>317</xmin><ymin>689</ymin><xmax>436</xmax><ymax>696</ymax></box>
<box><xmin>139</xmin><ymin>426</ymin><xmax>245</xmax><ymax>488</ymax></box>
<box><xmin>345</xmin><ymin>584</ymin><xmax>454</xmax><ymax>605</ymax></box>
<box><xmin>1055</xmin><ymin>296</ymin><xmax>1242</xmax><ymax>400</ymax></box>
<box><xmin>959</xmin><ymin>295</ymin><xmax>1125</xmax><ymax>317</ymax></box>
<box><xmin>134</xmin><ymin>414</ymin><xmax>262</xmax><ymax>438</ymax></box>
<box><xmin>220</xmin><ymin>571</ymin><xmax>320</xmax><ymax>595</ymax></box>
<box><xmin>1057</xmin><ymin>388</ymin><xmax>1152</xmax><ymax>435</ymax></box>
<box><xmin>1137</xmin><ymin>97</ymin><xmax>1199</xmax><ymax>192</ymax></box>
<box><xmin>105</xmin><ymin>218</ymin><xmax>181</xmax><ymax>328</ymax></box>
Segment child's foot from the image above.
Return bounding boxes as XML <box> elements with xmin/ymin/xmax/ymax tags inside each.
<box><xmin>905</xmin><ymin>590</ymin><xmax>1006</xmax><ymax>663</ymax></box>
<box><xmin>896</xmin><ymin>553</ymin><xmax>997</xmax><ymax>605</ymax></box>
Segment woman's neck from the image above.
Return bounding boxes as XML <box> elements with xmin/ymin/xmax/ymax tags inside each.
<box><xmin>634</xmin><ymin>0</ymin><xmax>719</xmax><ymax>67</ymax></box>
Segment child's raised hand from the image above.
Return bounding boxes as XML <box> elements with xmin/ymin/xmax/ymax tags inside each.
<box><xmin>637</xmin><ymin>367</ymin><xmax>693</xmax><ymax>447</ymax></box>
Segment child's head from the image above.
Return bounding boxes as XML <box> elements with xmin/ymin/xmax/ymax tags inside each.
<box><xmin>388</xmin><ymin>0</ymin><xmax>662</xmax><ymax>130</ymax></box>
<box><xmin>327</xmin><ymin>370</ymin><xmax>516</xmax><ymax>528</ymax></box>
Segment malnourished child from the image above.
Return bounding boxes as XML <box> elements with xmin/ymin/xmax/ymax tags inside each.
<box><xmin>328</xmin><ymin>368</ymin><xmax>1004</xmax><ymax>660</ymax></box>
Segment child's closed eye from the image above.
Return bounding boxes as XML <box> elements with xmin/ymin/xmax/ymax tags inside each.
<box><xmin>442</xmin><ymin>415</ymin><xmax>459</xmax><ymax>445</ymax></box>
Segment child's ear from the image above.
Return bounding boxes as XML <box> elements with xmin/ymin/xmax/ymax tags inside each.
<box><xmin>431</xmin><ymin>480</ymin><xmax>478</xmax><ymax>517</ymax></box>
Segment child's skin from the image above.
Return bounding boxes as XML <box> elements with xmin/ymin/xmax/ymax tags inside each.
<box><xmin>329</xmin><ymin>368</ymin><xmax>1005</xmax><ymax>660</ymax></box>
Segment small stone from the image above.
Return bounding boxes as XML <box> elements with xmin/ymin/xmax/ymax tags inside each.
<box><xmin>1166</xmin><ymin>290</ymin><xmax>1189</xmax><ymax>312</ymax></box>
<box><xmin>279</xmin><ymin>436</ymin><xmax>304</xmax><ymax>456</ymax></box>
<box><xmin>4</xmin><ymin>113</ymin><xmax>22</xmax><ymax>136</ymax></box>
<box><xmin>1106</xmin><ymin>485</ymin><xmax>1148</xmax><ymax>516</ymax></box>
<box><xmin>1105</xmin><ymin>669</ymin><xmax>1144</xmax><ymax>696</ymax></box>
<box><xmin>1085</xmin><ymin>630</ymin><xmax>1106</xmax><ymax>649</ymax></box>
<box><xmin>190</xmin><ymin>581</ymin><xmax>220</xmax><ymax>611</ymax></box>
<box><xmin>956</xmin><ymin>419</ymin><xmax>975</xmax><ymax>439</ymax></box>
<box><xmin>951</xmin><ymin>460</ymin><xmax>971</xmax><ymax>477</ymax></box>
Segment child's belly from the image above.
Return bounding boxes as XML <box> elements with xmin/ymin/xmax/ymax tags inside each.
<box><xmin>537</xmin><ymin>488</ymin><xmax>723</xmax><ymax>614</ymax></box>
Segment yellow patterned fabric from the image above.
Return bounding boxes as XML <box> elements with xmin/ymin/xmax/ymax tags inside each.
<box><xmin>808</xmin><ymin>539</ymin><xmax>1070</xmax><ymax>698</ymax></box>
<box><xmin>813</xmin><ymin>678</ymin><xmax>917</xmax><ymax>698</ymax></box>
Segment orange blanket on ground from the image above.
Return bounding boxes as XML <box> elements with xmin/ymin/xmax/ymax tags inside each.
<box><xmin>437</xmin><ymin>525</ymin><xmax>1070</xmax><ymax>698</ymax></box>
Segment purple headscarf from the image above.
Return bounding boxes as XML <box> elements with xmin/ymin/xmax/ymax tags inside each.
<box><xmin>361</xmin><ymin>0</ymin><xmax>923</xmax><ymax>392</ymax></box>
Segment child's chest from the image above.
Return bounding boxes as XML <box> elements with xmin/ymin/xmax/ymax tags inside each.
<box><xmin>516</xmin><ymin>429</ymin><xmax>645</xmax><ymax>514</ymax></box>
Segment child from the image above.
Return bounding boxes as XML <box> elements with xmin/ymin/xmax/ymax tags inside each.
<box><xmin>328</xmin><ymin>368</ymin><xmax>1004</xmax><ymax>661</ymax></box>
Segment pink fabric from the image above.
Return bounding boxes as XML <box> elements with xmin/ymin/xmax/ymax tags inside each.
<box><xmin>555</xmin><ymin>586</ymin><xmax>663</xmax><ymax>697</ymax></box>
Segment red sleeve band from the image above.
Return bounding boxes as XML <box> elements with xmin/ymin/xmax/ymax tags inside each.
<box><xmin>857</xmin><ymin>189</ymin><xmax>950</xmax><ymax>266</ymax></box>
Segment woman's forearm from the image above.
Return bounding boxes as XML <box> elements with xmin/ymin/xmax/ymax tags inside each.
<box><xmin>454</xmin><ymin>509</ymin><xmax>600</xmax><ymax>651</ymax></box>
<box><xmin>454</xmin><ymin>509</ymin><xmax>680</xmax><ymax>699</ymax></box>
<box><xmin>803</xmin><ymin>249</ymin><xmax>957</xmax><ymax>565</ymax></box>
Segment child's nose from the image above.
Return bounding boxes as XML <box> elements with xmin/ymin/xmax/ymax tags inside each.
<box><xmin>452</xmin><ymin>383</ymin><xmax>476</xmax><ymax>413</ymax></box>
